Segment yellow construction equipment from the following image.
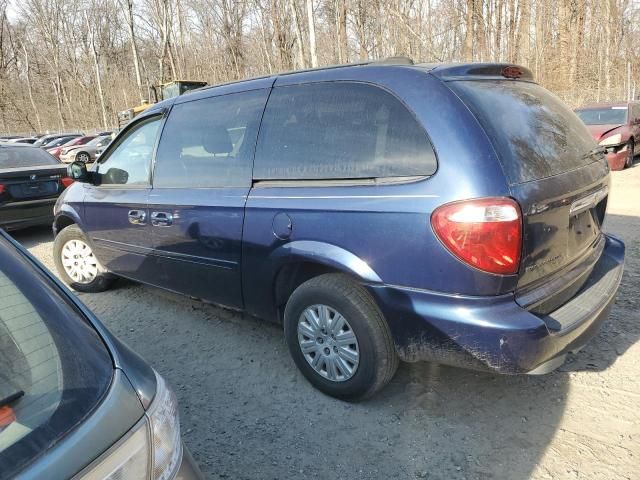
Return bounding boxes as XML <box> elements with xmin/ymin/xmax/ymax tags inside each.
<box><xmin>117</xmin><ymin>80</ymin><xmax>208</xmax><ymax>128</ymax></box>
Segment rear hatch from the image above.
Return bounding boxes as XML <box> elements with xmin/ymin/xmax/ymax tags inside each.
<box><xmin>447</xmin><ymin>74</ymin><xmax>609</xmax><ymax>314</ymax></box>
<box><xmin>0</xmin><ymin>147</ymin><xmax>67</xmax><ymax>202</ymax></box>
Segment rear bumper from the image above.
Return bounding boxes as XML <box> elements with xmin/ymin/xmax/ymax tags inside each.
<box><xmin>0</xmin><ymin>198</ymin><xmax>57</xmax><ymax>231</ymax></box>
<box><xmin>368</xmin><ymin>234</ymin><xmax>625</xmax><ymax>374</ymax></box>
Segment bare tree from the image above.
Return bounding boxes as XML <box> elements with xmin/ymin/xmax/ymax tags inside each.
<box><xmin>2</xmin><ymin>0</ymin><xmax>640</xmax><ymax>133</ymax></box>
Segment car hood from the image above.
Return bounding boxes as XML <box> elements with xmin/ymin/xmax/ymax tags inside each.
<box><xmin>61</xmin><ymin>145</ymin><xmax>84</xmax><ymax>154</ymax></box>
<box><xmin>586</xmin><ymin>124</ymin><xmax>627</xmax><ymax>141</ymax></box>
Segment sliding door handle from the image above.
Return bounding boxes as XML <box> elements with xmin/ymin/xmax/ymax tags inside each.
<box><xmin>128</xmin><ymin>209</ymin><xmax>146</xmax><ymax>225</ymax></box>
<box><xmin>151</xmin><ymin>211</ymin><xmax>173</xmax><ymax>226</ymax></box>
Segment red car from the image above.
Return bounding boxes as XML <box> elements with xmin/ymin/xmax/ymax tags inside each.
<box><xmin>46</xmin><ymin>135</ymin><xmax>96</xmax><ymax>159</ymax></box>
<box><xmin>575</xmin><ymin>102</ymin><xmax>640</xmax><ymax>170</ymax></box>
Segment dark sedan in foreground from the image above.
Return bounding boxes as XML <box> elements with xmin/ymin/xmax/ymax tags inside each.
<box><xmin>0</xmin><ymin>143</ymin><xmax>73</xmax><ymax>231</ymax></box>
<box><xmin>0</xmin><ymin>230</ymin><xmax>203</xmax><ymax>479</ymax></box>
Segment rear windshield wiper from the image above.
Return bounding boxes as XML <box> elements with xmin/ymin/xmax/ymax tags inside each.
<box><xmin>0</xmin><ymin>390</ymin><xmax>24</xmax><ymax>408</ymax></box>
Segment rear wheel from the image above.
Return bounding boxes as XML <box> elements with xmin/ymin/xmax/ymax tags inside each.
<box><xmin>54</xmin><ymin>224</ymin><xmax>114</xmax><ymax>292</ymax></box>
<box><xmin>284</xmin><ymin>274</ymin><xmax>398</xmax><ymax>401</ymax></box>
<box><xmin>625</xmin><ymin>139</ymin><xmax>635</xmax><ymax>168</ymax></box>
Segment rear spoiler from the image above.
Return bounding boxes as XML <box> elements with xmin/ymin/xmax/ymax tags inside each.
<box><xmin>425</xmin><ymin>63</ymin><xmax>534</xmax><ymax>82</ymax></box>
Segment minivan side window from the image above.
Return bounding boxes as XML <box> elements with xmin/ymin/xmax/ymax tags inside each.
<box><xmin>97</xmin><ymin>116</ymin><xmax>161</xmax><ymax>186</ymax></box>
<box><xmin>253</xmin><ymin>82</ymin><xmax>436</xmax><ymax>180</ymax></box>
<box><xmin>153</xmin><ymin>89</ymin><xmax>268</xmax><ymax>188</ymax></box>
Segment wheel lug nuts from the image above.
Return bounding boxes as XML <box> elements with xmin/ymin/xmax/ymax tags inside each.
<box><xmin>324</xmin><ymin>347</ymin><xmax>330</xmax><ymax>355</ymax></box>
<box><xmin>317</xmin><ymin>337</ymin><xmax>323</xmax><ymax>344</ymax></box>
<box><xmin>333</xmin><ymin>346</ymin><xmax>338</xmax><ymax>353</ymax></box>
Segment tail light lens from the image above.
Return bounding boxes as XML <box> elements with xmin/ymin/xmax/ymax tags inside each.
<box><xmin>0</xmin><ymin>184</ymin><xmax>4</xmax><ymax>194</ymax></box>
<box><xmin>61</xmin><ymin>177</ymin><xmax>74</xmax><ymax>188</ymax></box>
<box><xmin>431</xmin><ymin>197</ymin><xmax>522</xmax><ymax>275</ymax></box>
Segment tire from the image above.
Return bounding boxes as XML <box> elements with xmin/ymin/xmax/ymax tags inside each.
<box><xmin>284</xmin><ymin>273</ymin><xmax>398</xmax><ymax>401</ymax></box>
<box><xmin>53</xmin><ymin>224</ymin><xmax>115</xmax><ymax>292</ymax></box>
<box><xmin>625</xmin><ymin>139</ymin><xmax>635</xmax><ymax>169</ymax></box>
<box><xmin>76</xmin><ymin>151</ymin><xmax>90</xmax><ymax>163</ymax></box>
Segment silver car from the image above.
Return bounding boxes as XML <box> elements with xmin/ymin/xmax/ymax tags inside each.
<box><xmin>0</xmin><ymin>231</ymin><xmax>203</xmax><ymax>480</ymax></box>
<box><xmin>60</xmin><ymin>136</ymin><xmax>112</xmax><ymax>164</ymax></box>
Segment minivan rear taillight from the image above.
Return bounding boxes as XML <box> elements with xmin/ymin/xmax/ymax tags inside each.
<box><xmin>431</xmin><ymin>197</ymin><xmax>522</xmax><ymax>275</ymax></box>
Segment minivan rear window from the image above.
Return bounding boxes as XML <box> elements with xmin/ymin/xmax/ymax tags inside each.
<box><xmin>254</xmin><ymin>82</ymin><xmax>436</xmax><ymax>180</ymax></box>
<box><xmin>449</xmin><ymin>80</ymin><xmax>598</xmax><ymax>184</ymax></box>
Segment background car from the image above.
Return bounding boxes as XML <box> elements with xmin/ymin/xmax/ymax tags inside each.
<box><xmin>0</xmin><ymin>230</ymin><xmax>203</xmax><ymax>480</ymax></box>
<box><xmin>60</xmin><ymin>134</ymin><xmax>112</xmax><ymax>164</ymax></box>
<box><xmin>46</xmin><ymin>135</ymin><xmax>97</xmax><ymax>159</ymax></box>
<box><xmin>8</xmin><ymin>137</ymin><xmax>38</xmax><ymax>144</ymax></box>
<box><xmin>575</xmin><ymin>102</ymin><xmax>639</xmax><ymax>170</ymax></box>
<box><xmin>42</xmin><ymin>135</ymin><xmax>81</xmax><ymax>150</ymax></box>
<box><xmin>33</xmin><ymin>133</ymin><xmax>82</xmax><ymax>148</ymax></box>
<box><xmin>0</xmin><ymin>143</ymin><xmax>73</xmax><ymax>231</ymax></box>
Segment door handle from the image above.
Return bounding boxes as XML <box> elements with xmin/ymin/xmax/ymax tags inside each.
<box><xmin>128</xmin><ymin>209</ymin><xmax>146</xmax><ymax>225</ymax></box>
<box><xmin>151</xmin><ymin>211</ymin><xmax>173</xmax><ymax>226</ymax></box>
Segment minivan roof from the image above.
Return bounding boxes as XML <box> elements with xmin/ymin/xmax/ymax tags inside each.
<box><xmin>184</xmin><ymin>59</ymin><xmax>534</xmax><ymax>95</ymax></box>
<box><xmin>142</xmin><ymin>59</ymin><xmax>534</xmax><ymax>116</ymax></box>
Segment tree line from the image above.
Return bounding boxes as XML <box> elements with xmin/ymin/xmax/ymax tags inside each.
<box><xmin>0</xmin><ymin>0</ymin><xmax>639</xmax><ymax>134</ymax></box>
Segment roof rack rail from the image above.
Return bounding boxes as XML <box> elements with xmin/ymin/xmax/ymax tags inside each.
<box><xmin>371</xmin><ymin>56</ymin><xmax>414</xmax><ymax>65</ymax></box>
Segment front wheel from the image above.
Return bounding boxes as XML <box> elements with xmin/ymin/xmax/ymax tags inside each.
<box><xmin>284</xmin><ymin>274</ymin><xmax>398</xmax><ymax>401</ymax></box>
<box><xmin>625</xmin><ymin>139</ymin><xmax>635</xmax><ymax>168</ymax></box>
<box><xmin>53</xmin><ymin>224</ymin><xmax>114</xmax><ymax>292</ymax></box>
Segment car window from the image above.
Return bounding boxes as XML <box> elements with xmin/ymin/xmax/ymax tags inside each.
<box><xmin>0</xmin><ymin>147</ymin><xmax>59</xmax><ymax>168</ymax></box>
<box><xmin>450</xmin><ymin>80</ymin><xmax>598</xmax><ymax>184</ymax></box>
<box><xmin>0</xmin><ymin>236</ymin><xmax>112</xmax><ymax>479</ymax></box>
<box><xmin>575</xmin><ymin>107</ymin><xmax>628</xmax><ymax>125</ymax></box>
<box><xmin>253</xmin><ymin>82</ymin><xmax>436</xmax><ymax>180</ymax></box>
<box><xmin>97</xmin><ymin>117</ymin><xmax>161</xmax><ymax>186</ymax></box>
<box><xmin>153</xmin><ymin>89</ymin><xmax>268</xmax><ymax>188</ymax></box>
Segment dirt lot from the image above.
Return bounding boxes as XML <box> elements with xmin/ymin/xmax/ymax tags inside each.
<box><xmin>11</xmin><ymin>167</ymin><xmax>640</xmax><ymax>480</ymax></box>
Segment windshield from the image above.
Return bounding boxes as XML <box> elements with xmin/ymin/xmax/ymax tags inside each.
<box><xmin>575</xmin><ymin>107</ymin><xmax>628</xmax><ymax>125</ymax></box>
<box><xmin>0</xmin><ymin>148</ymin><xmax>59</xmax><ymax>169</ymax></box>
<box><xmin>448</xmin><ymin>80</ymin><xmax>598</xmax><ymax>184</ymax></box>
<box><xmin>0</xmin><ymin>236</ymin><xmax>112</xmax><ymax>479</ymax></box>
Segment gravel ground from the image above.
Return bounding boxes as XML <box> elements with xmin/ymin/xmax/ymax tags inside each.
<box><xmin>11</xmin><ymin>166</ymin><xmax>640</xmax><ymax>480</ymax></box>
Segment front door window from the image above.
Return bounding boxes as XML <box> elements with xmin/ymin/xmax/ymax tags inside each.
<box><xmin>97</xmin><ymin>117</ymin><xmax>162</xmax><ymax>186</ymax></box>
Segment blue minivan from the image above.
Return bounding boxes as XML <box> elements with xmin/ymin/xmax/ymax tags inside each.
<box><xmin>53</xmin><ymin>60</ymin><xmax>625</xmax><ymax>400</ymax></box>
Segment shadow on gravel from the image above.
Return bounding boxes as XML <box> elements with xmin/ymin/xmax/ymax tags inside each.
<box><xmin>6</xmin><ymin>225</ymin><xmax>53</xmax><ymax>248</ymax></box>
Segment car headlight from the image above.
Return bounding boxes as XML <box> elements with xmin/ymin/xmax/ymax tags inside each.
<box><xmin>599</xmin><ymin>133</ymin><xmax>623</xmax><ymax>146</ymax></box>
<box><xmin>148</xmin><ymin>374</ymin><xmax>183</xmax><ymax>480</ymax></box>
<box><xmin>79</xmin><ymin>373</ymin><xmax>182</xmax><ymax>480</ymax></box>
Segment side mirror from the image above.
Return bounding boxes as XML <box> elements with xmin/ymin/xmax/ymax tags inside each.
<box><xmin>103</xmin><ymin>167</ymin><xmax>129</xmax><ymax>185</ymax></box>
<box><xmin>67</xmin><ymin>161</ymin><xmax>91</xmax><ymax>183</ymax></box>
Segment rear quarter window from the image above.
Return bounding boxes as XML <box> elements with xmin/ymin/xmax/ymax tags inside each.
<box><xmin>449</xmin><ymin>80</ymin><xmax>598</xmax><ymax>184</ymax></box>
<box><xmin>253</xmin><ymin>82</ymin><xmax>436</xmax><ymax>180</ymax></box>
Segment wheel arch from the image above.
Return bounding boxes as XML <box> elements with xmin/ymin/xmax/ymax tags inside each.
<box><xmin>53</xmin><ymin>210</ymin><xmax>81</xmax><ymax>237</ymax></box>
<box><xmin>268</xmin><ymin>241</ymin><xmax>382</xmax><ymax>321</ymax></box>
